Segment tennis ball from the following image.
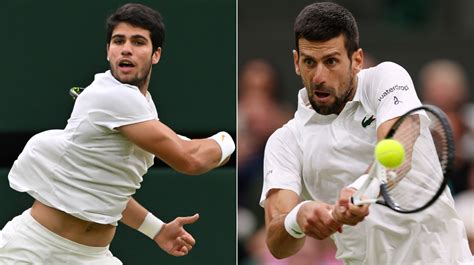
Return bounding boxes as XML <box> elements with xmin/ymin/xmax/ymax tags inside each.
<box><xmin>374</xmin><ymin>139</ymin><xmax>405</xmax><ymax>168</ymax></box>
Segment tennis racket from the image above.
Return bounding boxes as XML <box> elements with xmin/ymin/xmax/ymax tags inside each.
<box><xmin>350</xmin><ymin>104</ymin><xmax>454</xmax><ymax>213</ymax></box>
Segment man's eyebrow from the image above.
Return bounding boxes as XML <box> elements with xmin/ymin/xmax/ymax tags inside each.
<box><xmin>130</xmin><ymin>34</ymin><xmax>148</xmax><ymax>40</ymax></box>
<box><xmin>300</xmin><ymin>51</ymin><xmax>341</xmax><ymax>60</ymax></box>
<box><xmin>111</xmin><ymin>34</ymin><xmax>148</xmax><ymax>40</ymax></box>
<box><xmin>300</xmin><ymin>51</ymin><xmax>315</xmax><ymax>59</ymax></box>
<box><xmin>321</xmin><ymin>51</ymin><xmax>341</xmax><ymax>59</ymax></box>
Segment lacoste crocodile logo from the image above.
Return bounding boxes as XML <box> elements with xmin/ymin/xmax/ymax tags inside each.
<box><xmin>361</xmin><ymin>115</ymin><xmax>375</xmax><ymax>128</ymax></box>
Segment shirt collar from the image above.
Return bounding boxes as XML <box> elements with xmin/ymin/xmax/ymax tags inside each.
<box><xmin>95</xmin><ymin>70</ymin><xmax>141</xmax><ymax>91</ymax></box>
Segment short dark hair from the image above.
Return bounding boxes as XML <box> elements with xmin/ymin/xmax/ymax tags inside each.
<box><xmin>294</xmin><ymin>2</ymin><xmax>359</xmax><ymax>57</ymax></box>
<box><xmin>106</xmin><ymin>3</ymin><xmax>165</xmax><ymax>52</ymax></box>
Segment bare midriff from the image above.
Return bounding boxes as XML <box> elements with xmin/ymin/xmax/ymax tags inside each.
<box><xmin>30</xmin><ymin>200</ymin><xmax>116</xmax><ymax>247</ymax></box>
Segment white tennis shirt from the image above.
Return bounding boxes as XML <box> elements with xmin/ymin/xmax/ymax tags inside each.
<box><xmin>9</xmin><ymin>71</ymin><xmax>157</xmax><ymax>225</ymax></box>
<box><xmin>261</xmin><ymin>62</ymin><xmax>473</xmax><ymax>264</ymax></box>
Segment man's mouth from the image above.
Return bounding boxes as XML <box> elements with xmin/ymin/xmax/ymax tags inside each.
<box><xmin>314</xmin><ymin>90</ymin><xmax>331</xmax><ymax>99</ymax></box>
<box><xmin>118</xmin><ymin>59</ymin><xmax>135</xmax><ymax>70</ymax></box>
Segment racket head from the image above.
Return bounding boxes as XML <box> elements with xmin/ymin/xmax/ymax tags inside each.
<box><xmin>376</xmin><ymin>105</ymin><xmax>454</xmax><ymax>213</ymax></box>
<box><xmin>69</xmin><ymin>87</ymin><xmax>84</xmax><ymax>100</ymax></box>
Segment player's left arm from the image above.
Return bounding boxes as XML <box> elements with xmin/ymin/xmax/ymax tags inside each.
<box><xmin>120</xmin><ymin>197</ymin><xmax>199</xmax><ymax>256</ymax></box>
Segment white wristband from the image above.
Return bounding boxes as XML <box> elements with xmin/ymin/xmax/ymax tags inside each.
<box><xmin>138</xmin><ymin>212</ymin><xmax>164</xmax><ymax>240</ymax></box>
<box><xmin>209</xmin><ymin>131</ymin><xmax>235</xmax><ymax>165</ymax></box>
<box><xmin>284</xmin><ymin>200</ymin><xmax>311</xmax><ymax>239</ymax></box>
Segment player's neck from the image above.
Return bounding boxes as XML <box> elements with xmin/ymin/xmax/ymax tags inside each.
<box><xmin>348</xmin><ymin>75</ymin><xmax>358</xmax><ymax>101</ymax></box>
<box><xmin>138</xmin><ymin>72</ymin><xmax>152</xmax><ymax>96</ymax></box>
<box><xmin>138</xmin><ymin>84</ymin><xmax>149</xmax><ymax>96</ymax></box>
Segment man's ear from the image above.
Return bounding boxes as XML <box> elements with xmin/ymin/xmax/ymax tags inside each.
<box><xmin>293</xmin><ymin>49</ymin><xmax>301</xmax><ymax>76</ymax></box>
<box><xmin>352</xmin><ymin>48</ymin><xmax>364</xmax><ymax>73</ymax></box>
<box><xmin>152</xmin><ymin>47</ymin><xmax>162</xmax><ymax>64</ymax></box>
<box><xmin>106</xmin><ymin>44</ymin><xmax>110</xmax><ymax>61</ymax></box>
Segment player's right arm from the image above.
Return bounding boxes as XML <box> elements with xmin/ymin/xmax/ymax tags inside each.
<box><xmin>262</xmin><ymin>126</ymin><xmax>342</xmax><ymax>258</ymax></box>
<box><xmin>118</xmin><ymin>120</ymin><xmax>234</xmax><ymax>175</ymax></box>
<box><xmin>121</xmin><ymin>197</ymin><xmax>198</xmax><ymax>256</ymax></box>
<box><xmin>264</xmin><ymin>189</ymin><xmax>342</xmax><ymax>259</ymax></box>
<box><xmin>264</xmin><ymin>189</ymin><xmax>304</xmax><ymax>258</ymax></box>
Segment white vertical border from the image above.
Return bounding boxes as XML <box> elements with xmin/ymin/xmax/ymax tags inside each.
<box><xmin>235</xmin><ymin>0</ymin><xmax>239</xmax><ymax>264</ymax></box>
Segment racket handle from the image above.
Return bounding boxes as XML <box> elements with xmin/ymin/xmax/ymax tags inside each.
<box><xmin>350</xmin><ymin>163</ymin><xmax>382</xmax><ymax>205</ymax></box>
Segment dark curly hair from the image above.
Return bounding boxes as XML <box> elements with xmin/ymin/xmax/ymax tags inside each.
<box><xmin>106</xmin><ymin>3</ymin><xmax>165</xmax><ymax>52</ymax></box>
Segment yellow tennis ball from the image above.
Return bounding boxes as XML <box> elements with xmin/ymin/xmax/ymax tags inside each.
<box><xmin>374</xmin><ymin>139</ymin><xmax>405</xmax><ymax>168</ymax></box>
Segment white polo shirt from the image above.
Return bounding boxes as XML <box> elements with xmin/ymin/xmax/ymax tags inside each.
<box><xmin>261</xmin><ymin>62</ymin><xmax>473</xmax><ymax>264</ymax></box>
<box><xmin>9</xmin><ymin>71</ymin><xmax>157</xmax><ymax>225</ymax></box>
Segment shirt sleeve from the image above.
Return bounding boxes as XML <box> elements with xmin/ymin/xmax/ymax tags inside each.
<box><xmin>86</xmin><ymin>85</ymin><xmax>156</xmax><ymax>130</ymax></box>
<box><xmin>259</xmin><ymin>125</ymin><xmax>302</xmax><ymax>207</ymax></box>
<box><xmin>369</xmin><ymin>62</ymin><xmax>422</xmax><ymax>128</ymax></box>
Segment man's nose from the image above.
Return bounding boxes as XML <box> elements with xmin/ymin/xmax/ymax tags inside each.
<box><xmin>121</xmin><ymin>41</ymin><xmax>133</xmax><ymax>55</ymax></box>
<box><xmin>312</xmin><ymin>64</ymin><xmax>327</xmax><ymax>85</ymax></box>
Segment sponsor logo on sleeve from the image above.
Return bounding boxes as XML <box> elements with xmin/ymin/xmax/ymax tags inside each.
<box><xmin>377</xmin><ymin>84</ymin><xmax>409</xmax><ymax>102</ymax></box>
<box><xmin>393</xmin><ymin>96</ymin><xmax>403</xmax><ymax>105</ymax></box>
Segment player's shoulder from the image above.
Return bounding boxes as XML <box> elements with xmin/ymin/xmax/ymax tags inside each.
<box><xmin>266</xmin><ymin>119</ymin><xmax>299</xmax><ymax>148</ymax></box>
<box><xmin>365</xmin><ymin>61</ymin><xmax>410</xmax><ymax>79</ymax></box>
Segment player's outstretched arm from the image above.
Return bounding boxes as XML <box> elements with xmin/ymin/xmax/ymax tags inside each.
<box><xmin>120</xmin><ymin>198</ymin><xmax>199</xmax><ymax>256</ymax></box>
<box><xmin>264</xmin><ymin>189</ymin><xmax>342</xmax><ymax>259</ymax></box>
<box><xmin>118</xmin><ymin>119</ymin><xmax>235</xmax><ymax>175</ymax></box>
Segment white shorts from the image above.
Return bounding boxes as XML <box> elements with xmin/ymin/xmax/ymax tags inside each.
<box><xmin>0</xmin><ymin>209</ymin><xmax>122</xmax><ymax>265</ymax></box>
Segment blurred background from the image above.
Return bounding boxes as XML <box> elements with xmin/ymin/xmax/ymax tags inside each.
<box><xmin>0</xmin><ymin>0</ymin><xmax>236</xmax><ymax>264</ymax></box>
<box><xmin>238</xmin><ymin>0</ymin><xmax>474</xmax><ymax>264</ymax></box>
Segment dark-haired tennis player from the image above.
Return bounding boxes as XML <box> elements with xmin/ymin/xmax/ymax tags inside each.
<box><xmin>0</xmin><ymin>3</ymin><xmax>234</xmax><ymax>264</ymax></box>
<box><xmin>261</xmin><ymin>2</ymin><xmax>472</xmax><ymax>264</ymax></box>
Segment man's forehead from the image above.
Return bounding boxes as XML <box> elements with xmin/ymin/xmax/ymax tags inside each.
<box><xmin>298</xmin><ymin>35</ymin><xmax>346</xmax><ymax>56</ymax></box>
<box><xmin>112</xmin><ymin>22</ymin><xmax>151</xmax><ymax>39</ymax></box>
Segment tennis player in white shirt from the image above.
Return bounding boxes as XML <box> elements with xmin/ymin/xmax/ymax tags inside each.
<box><xmin>0</xmin><ymin>3</ymin><xmax>235</xmax><ymax>264</ymax></box>
<box><xmin>260</xmin><ymin>2</ymin><xmax>473</xmax><ymax>264</ymax></box>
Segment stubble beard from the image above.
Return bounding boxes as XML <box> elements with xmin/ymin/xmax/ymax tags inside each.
<box><xmin>307</xmin><ymin>70</ymin><xmax>355</xmax><ymax>115</ymax></box>
<box><xmin>110</xmin><ymin>62</ymin><xmax>152</xmax><ymax>89</ymax></box>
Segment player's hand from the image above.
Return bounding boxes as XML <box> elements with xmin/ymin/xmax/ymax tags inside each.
<box><xmin>154</xmin><ymin>214</ymin><xmax>199</xmax><ymax>256</ymax></box>
<box><xmin>332</xmin><ymin>187</ymin><xmax>369</xmax><ymax>225</ymax></box>
<box><xmin>297</xmin><ymin>201</ymin><xmax>342</xmax><ymax>240</ymax></box>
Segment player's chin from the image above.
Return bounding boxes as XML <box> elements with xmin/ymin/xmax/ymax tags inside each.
<box><xmin>116</xmin><ymin>74</ymin><xmax>139</xmax><ymax>86</ymax></box>
<box><xmin>315</xmin><ymin>104</ymin><xmax>337</xmax><ymax>115</ymax></box>
<box><xmin>312</xmin><ymin>99</ymin><xmax>335</xmax><ymax>113</ymax></box>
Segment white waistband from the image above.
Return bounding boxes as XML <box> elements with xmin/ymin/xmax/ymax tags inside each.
<box><xmin>19</xmin><ymin>209</ymin><xmax>110</xmax><ymax>256</ymax></box>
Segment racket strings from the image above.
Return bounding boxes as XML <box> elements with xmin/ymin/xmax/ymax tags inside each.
<box><xmin>386</xmin><ymin>115</ymin><xmax>419</xmax><ymax>190</ymax></box>
<box><xmin>385</xmin><ymin>112</ymin><xmax>449</xmax><ymax>211</ymax></box>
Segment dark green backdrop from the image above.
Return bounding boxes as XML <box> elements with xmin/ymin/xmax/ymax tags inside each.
<box><xmin>0</xmin><ymin>0</ymin><xmax>235</xmax><ymax>133</ymax></box>
<box><xmin>1</xmin><ymin>0</ymin><xmax>236</xmax><ymax>264</ymax></box>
